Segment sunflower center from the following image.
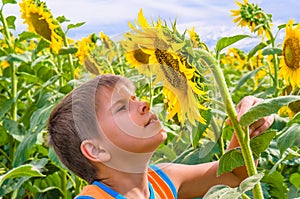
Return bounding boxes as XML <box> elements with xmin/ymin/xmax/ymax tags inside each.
<box><xmin>133</xmin><ymin>49</ymin><xmax>150</xmax><ymax>64</ymax></box>
<box><xmin>155</xmin><ymin>49</ymin><xmax>187</xmax><ymax>91</ymax></box>
<box><xmin>30</xmin><ymin>13</ymin><xmax>52</xmax><ymax>41</ymax></box>
<box><xmin>288</xmin><ymin>99</ymin><xmax>300</xmax><ymax>113</ymax></box>
<box><xmin>283</xmin><ymin>38</ymin><xmax>300</xmax><ymax>70</ymax></box>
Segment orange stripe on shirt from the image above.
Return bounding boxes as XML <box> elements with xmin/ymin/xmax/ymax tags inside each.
<box><xmin>148</xmin><ymin>168</ymin><xmax>175</xmax><ymax>199</ymax></box>
<box><xmin>76</xmin><ymin>185</ymin><xmax>115</xmax><ymax>199</ymax></box>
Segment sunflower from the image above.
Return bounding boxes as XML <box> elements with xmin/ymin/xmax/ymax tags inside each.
<box><xmin>75</xmin><ymin>35</ymin><xmax>96</xmax><ymax>66</ymax></box>
<box><xmin>121</xmin><ymin>9</ymin><xmax>208</xmax><ymax>125</ymax></box>
<box><xmin>153</xmin><ymin>50</ymin><xmax>207</xmax><ymax>125</ymax></box>
<box><xmin>230</xmin><ymin>0</ymin><xmax>272</xmax><ymax>40</ymax></box>
<box><xmin>220</xmin><ymin>48</ymin><xmax>247</xmax><ymax>71</ymax></box>
<box><xmin>19</xmin><ymin>0</ymin><xmax>63</xmax><ymax>54</ymax></box>
<box><xmin>279</xmin><ymin>20</ymin><xmax>300</xmax><ymax>88</ymax></box>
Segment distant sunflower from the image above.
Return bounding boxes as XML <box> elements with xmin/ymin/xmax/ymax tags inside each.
<box><xmin>279</xmin><ymin>20</ymin><xmax>300</xmax><ymax>88</ymax></box>
<box><xmin>75</xmin><ymin>35</ymin><xmax>96</xmax><ymax>65</ymax></box>
<box><xmin>121</xmin><ymin>33</ymin><xmax>151</xmax><ymax>74</ymax></box>
<box><xmin>231</xmin><ymin>0</ymin><xmax>272</xmax><ymax>40</ymax></box>
<box><xmin>221</xmin><ymin>48</ymin><xmax>246</xmax><ymax>71</ymax></box>
<box><xmin>19</xmin><ymin>0</ymin><xmax>63</xmax><ymax>54</ymax></box>
<box><xmin>122</xmin><ymin>9</ymin><xmax>208</xmax><ymax>125</ymax></box>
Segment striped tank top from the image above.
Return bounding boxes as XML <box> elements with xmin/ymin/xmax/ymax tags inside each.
<box><xmin>75</xmin><ymin>165</ymin><xmax>177</xmax><ymax>199</ymax></box>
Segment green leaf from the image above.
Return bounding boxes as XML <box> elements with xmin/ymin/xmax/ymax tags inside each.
<box><xmin>192</xmin><ymin>109</ymin><xmax>212</xmax><ymax>148</ymax></box>
<box><xmin>18</xmin><ymin>31</ymin><xmax>38</xmax><ymax>41</ymax></box>
<box><xmin>262</xmin><ymin>171</ymin><xmax>288</xmax><ymax>199</ymax></box>
<box><xmin>287</xmin><ymin>112</ymin><xmax>300</xmax><ymax>126</ymax></box>
<box><xmin>238</xmin><ymin>173</ymin><xmax>264</xmax><ymax>193</ymax></box>
<box><xmin>290</xmin><ymin>173</ymin><xmax>300</xmax><ymax>189</ymax></box>
<box><xmin>0</xmin><ymin>164</ymin><xmax>45</xmax><ymax>187</ymax></box>
<box><xmin>29</xmin><ymin>105</ymin><xmax>53</xmax><ymax>133</ymax></box>
<box><xmin>48</xmin><ymin>148</ymin><xmax>68</xmax><ymax>170</ymax></box>
<box><xmin>2</xmin><ymin>118</ymin><xmax>25</xmax><ymax>141</ymax></box>
<box><xmin>7</xmin><ymin>53</ymin><xmax>30</xmax><ymax>63</ymax></box>
<box><xmin>36</xmin><ymin>38</ymin><xmax>50</xmax><ymax>53</ymax></box>
<box><xmin>156</xmin><ymin>145</ymin><xmax>177</xmax><ymax>161</ymax></box>
<box><xmin>12</xmin><ymin>133</ymin><xmax>38</xmax><ymax>167</ymax></box>
<box><xmin>67</xmin><ymin>22</ymin><xmax>85</xmax><ymax>31</ymax></box>
<box><xmin>233</xmin><ymin>67</ymin><xmax>262</xmax><ymax>93</ymax></box>
<box><xmin>58</xmin><ymin>47</ymin><xmax>78</xmax><ymax>55</ymax></box>
<box><xmin>2</xmin><ymin>0</ymin><xmax>17</xmax><ymax>5</ymax></box>
<box><xmin>56</xmin><ymin>15</ymin><xmax>70</xmax><ymax>23</ymax></box>
<box><xmin>6</xmin><ymin>16</ymin><xmax>16</xmax><ymax>30</ymax></box>
<box><xmin>0</xmin><ymin>177</ymin><xmax>30</xmax><ymax>196</ymax></box>
<box><xmin>250</xmin><ymin>130</ymin><xmax>276</xmax><ymax>159</ymax></box>
<box><xmin>277</xmin><ymin>123</ymin><xmax>300</xmax><ymax>154</ymax></box>
<box><xmin>240</xmin><ymin>96</ymin><xmax>300</xmax><ymax>127</ymax></box>
<box><xmin>247</xmin><ymin>42</ymin><xmax>267</xmax><ymax>61</ymax></box>
<box><xmin>217</xmin><ymin>149</ymin><xmax>244</xmax><ymax>176</ymax></box>
<box><xmin>262</xmin><ymin>47</ymin><xmax>282</xmax><ymax>56</ymax></box>
<box><xmin>0</xmin><ymin>99</ymin><xmax>13</xmax><ymax>120</ymax></box>
<box><xmin>216</xmin><ymin>35</ymin><xmax>251</xmax><ymax>56</ymax></box>
<box><xmin>203</xmin><ymin>185</ymin><xmax>240</xmax><ymax>199</ymax></box>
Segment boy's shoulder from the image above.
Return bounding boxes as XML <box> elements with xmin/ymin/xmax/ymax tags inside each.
<box><xmin>75</xmin><ymin>184</ymin><xmax>115</xmax><ymax>199</ymax></box>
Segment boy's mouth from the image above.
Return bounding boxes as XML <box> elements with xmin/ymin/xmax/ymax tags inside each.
<box><xmin>144</xmin><ymin>114</ymin><xmax>158</xmax><ymax>127</ymax></box>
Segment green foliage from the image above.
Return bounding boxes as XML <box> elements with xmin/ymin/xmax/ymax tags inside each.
<box><xmin>240</xmin><ymin>96</ymin><xmax>300</xmax><ymax>126</ymax></box>
<box><xmin>0</xmin><ymin>1</ymin><xmax>299</xmax><ymax>198</ymax></box>
<box><xmin>216</xmin><ymin>34</ymin><xmax>251</xmax><ymax>57</ymax></box>
<box><xmin>203</xmin><ymin>173</ymin><xmax>264</xmax><ymax>199</ymax></box>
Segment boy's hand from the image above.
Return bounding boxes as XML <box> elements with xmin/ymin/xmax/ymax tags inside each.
<box><xmin>234</xmin><ymin>96</ymin><xmax>274</xmax><ymax>137</ymax></box>
<box><xmin>227</xmin><ymin>96</ymin><xmax>274</xmax><ymax>150</ymax></box>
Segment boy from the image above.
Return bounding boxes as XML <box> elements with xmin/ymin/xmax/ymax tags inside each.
<box><xmin>47</xmin><ymin>74</ymin><xmax>274</xmax><ymax>199</ymax></box>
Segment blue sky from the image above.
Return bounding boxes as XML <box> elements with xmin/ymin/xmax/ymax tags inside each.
<box><xmin>4</xmin><ymin>0</ymin><xmax>300</xmax><ymax>50</ymax></box>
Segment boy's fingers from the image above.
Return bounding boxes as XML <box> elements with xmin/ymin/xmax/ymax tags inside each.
<box><xmin>236</xmin><ymin>96</ymin><xmax>261</xmax><ymax>121</ymax></box>
<box><xmin>249</xmin><ymin>115</ymin><xmax>274</xmax><ymax>137</ymax></box>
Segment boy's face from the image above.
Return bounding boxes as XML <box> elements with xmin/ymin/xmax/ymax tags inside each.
<box><xmin>95</xmin><ymin>80</ymin><xmax>167</xmax><ymax>154</ymax></box>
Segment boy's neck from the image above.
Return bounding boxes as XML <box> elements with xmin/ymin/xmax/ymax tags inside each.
<box><xmin>97</xmin><ymin>164</ymin><xmax>151</xmax><ymax>199</ymax></box>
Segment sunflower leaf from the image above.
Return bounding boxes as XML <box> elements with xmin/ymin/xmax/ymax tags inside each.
<box><xmin>239</xmin><ymin>96</ymin><xmax>300</xmax><ymax>127</ymax></box>
<box><xmin>262</xmin><ymin>47</ymin><xmax>282</xmax><ymax>56</ymax></box>
<box><xmin>250</xmin><ymin>130</ymin><xmax>276</xmax><ymax>159</ymax></box>
<box><xmin>216</xmin><ymin>34</ymin><xmax>251</xmax><ymax>57</ymax></box>
<box><xmin>6</xmin><ymin>16</ymin><xmax>16</xmax><ymax>30</ymax></box>
<box><xmin>277</xmin><ymin>123</ymin><xmax>300</xmax><ymax>154</ymax></box>
<box><xmin>2</xmin><ymin>0</ymin><xmax>17</xmax><ymax>5</ymax></box>
<box><xmin>67</xmin><ymin>22</ymin><xmax>86</xmax><ymax>31</ymax></box>
<box><xmin>247</xmin><ymin>42</ymin><xmax>267</xmax><ymax>61</ymax></box>
<box><xmin>233</xmin><ymin>67</ymin><xmax>262</xmax><ymax>93</ymax></box>
<box><xmin>58</xmin><ymin>47</ymin><xmax>78</xmax><ymax>55</ymax></box>
<box><xmin>217</xmin><ymin>149</ymin><xmax>244</xmax><ymax>176</ymax></box>
<box><xmin>0</xmin><ymin>164</ymin><xmax>45</xmax><ymax>187</ymax></box>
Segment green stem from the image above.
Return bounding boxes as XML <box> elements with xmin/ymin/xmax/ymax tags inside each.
<box><xmin>149</xmin><ymin>70</ymin><xmax>154</xmax><ymax>108</ymax></box>
<box><xmin>1</xmin><ymin>10</ymin><xmax>17</xmax><ymax>168</ymax></box>
<box><xmin>62</xmin><ymin>35</ymin><xmax>75</xmax><ymax>80</ymax></box>
<box><xmin>61</xmin><ymin>171</ymin><xmax>67</xmax><ymax>198</ymax></box>
<box><xmin>211</xmin><ymin>119</ymin><xmax>224</xmax><ymax>155</ymax></box>
<box><xmin>196</xmin><ymin>49</ymin><xmax>263</xmax><ymax>199</ymax></box>
<box><xmin>267</xmin><ymin>29</ymin><xmax>279</xmax><ymax>97</ymax></box>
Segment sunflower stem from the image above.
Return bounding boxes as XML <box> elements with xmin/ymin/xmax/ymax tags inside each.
<box><xmin>267</xmin><ymin>28</ymin><xmax>279</xmax><ymax>96</ymax></box>
<box><xmin>62</xmin><ymin>34</ymin><xmax>75</xmax><ymax>80</ymax></box>
<box><xmin>149</xmin><ymin>70</ymin><xmax>154</xmax><ymax>108</ymax></box>
<box><xmin>1</xmin><ymin>10</ymin><xmax>18</xmax><ymax>169</ymax></box>
<box><xmin>195</xmin><ymin>49</ymin><xmax>263</xmax><ymax>199</ymax></box>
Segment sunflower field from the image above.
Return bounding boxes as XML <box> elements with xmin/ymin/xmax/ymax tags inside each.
<box><xmin>0</xmin><ymin>0</ymin><xmax>300</xmax><ymax>198</ymax></box>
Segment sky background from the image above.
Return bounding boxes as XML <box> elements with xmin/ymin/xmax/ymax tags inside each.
<box><xmin>3</xmin><ymin>0</ymin><xmax>300</xmax><ymax>50</ymax></box>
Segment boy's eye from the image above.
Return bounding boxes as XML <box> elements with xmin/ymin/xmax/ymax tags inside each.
<box><xmin>117</xmin><ymin>105</ymin><xmax>127</xmax><ymax>112</ymax></box>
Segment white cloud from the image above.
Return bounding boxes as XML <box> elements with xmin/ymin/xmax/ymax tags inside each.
<box><xmin>2</xmin><ymin>0</ymin><xmax>299</xmax><ymax>49</ymax></box>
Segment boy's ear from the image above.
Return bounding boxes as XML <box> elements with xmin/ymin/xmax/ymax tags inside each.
<box><xmin>80</xmin><ymin>140</ymin><xmax>111</xmax><ymax>162</ymax></box>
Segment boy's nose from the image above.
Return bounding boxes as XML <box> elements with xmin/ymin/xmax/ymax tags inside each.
<box><xmin>138</xmin><ymin>101</ymin><xmax>150</xmax><ymax>114</ymax></box>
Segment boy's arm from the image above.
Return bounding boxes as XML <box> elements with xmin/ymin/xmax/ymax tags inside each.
<box><xmin>159</xmin><ymin>96</ymin><xmax>275</xmax><ymax>199</ymax></box>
